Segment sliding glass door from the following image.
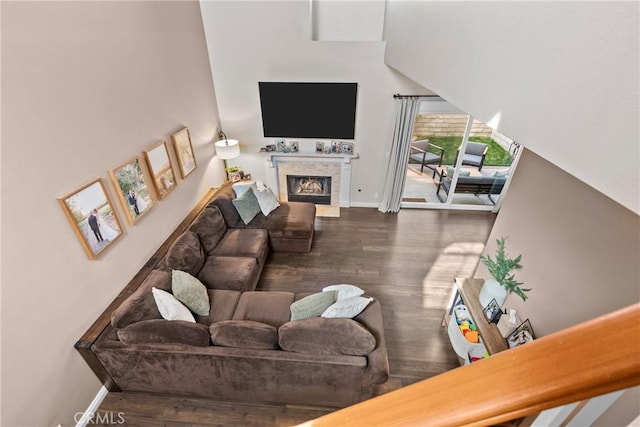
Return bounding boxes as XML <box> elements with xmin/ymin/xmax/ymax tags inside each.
<box><xmin>402</xmin><ymin>99</ymin><xmax>521</xmax><ymax>212</ymax></box>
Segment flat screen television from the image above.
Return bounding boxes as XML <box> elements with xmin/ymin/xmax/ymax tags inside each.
<box><xmin>258</xmin><ymin>82</ymin><xmax>357</xmax><ymax>139</ymax></box>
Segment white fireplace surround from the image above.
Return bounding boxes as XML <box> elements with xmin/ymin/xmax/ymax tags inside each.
<box><xmin>265</xmin><ymin>152</ymin><xmax>358</xmax><ymax>208</ymax></box>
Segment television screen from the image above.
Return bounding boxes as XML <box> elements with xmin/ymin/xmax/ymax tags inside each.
<box><xmin>258</xmin><ymin>82</ymin><xmax>357</xmax><ymax>139</ymax></box>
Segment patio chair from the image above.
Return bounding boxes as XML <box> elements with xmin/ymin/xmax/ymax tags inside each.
<box><xmin>409</xmin><ymin>139</ymin><xmax>445</xmax><ymax>176</ymax></box>
<box><xmin>455</xmin><ymin>141</ymin><xmax>488</xmax><ymax>171</ymax></box>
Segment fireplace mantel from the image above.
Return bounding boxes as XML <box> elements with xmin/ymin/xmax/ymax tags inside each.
<box><xmin>264</xmin><ymin>151</ymin><xmax>359</xmax><ymax>167</ymax></box>
<box><xmin>264</xmin><ymin>151</ymin><xmax>358</xmax><ymax>208</ymax></box>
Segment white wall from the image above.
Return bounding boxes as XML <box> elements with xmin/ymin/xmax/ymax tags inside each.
<box><xmin>383</xmin><ymin>1</ymin><xmax>639</xmax><ymax>214</ymax></box>
<box><xmin>199</xmin><ymin>0</ymin><xmax>429</xmax><ymax>206</ymax></box>
<box><xmin>1</xmin><ymin>2</ymin><xmax>222</xmax><ymax>425</ymax></box>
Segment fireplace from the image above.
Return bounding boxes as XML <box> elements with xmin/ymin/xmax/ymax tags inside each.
<box><xmin>287</xmin><ymin>175</ymin><xmax>331</xmax><ymax>205</ymax></box>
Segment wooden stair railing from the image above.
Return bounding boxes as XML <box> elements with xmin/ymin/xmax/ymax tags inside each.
<box><xmin>301</xmin><ymin>303</ymin><xmax>640</xmax><ymax>427</ymax></box>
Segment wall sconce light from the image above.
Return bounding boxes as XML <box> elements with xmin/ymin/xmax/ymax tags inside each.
<box><xmin>214</xmin><ymin>131</ymin><xmax>240</xmax><ymax>172</ymax></box>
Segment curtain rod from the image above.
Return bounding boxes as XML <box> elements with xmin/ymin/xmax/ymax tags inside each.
<box><xmin>393</xmin><ymin>94</ymin><xmax>440</xmax><ymax>99</ymax></box>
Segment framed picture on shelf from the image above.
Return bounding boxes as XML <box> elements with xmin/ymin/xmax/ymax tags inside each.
<box><xmin>341</xmin><ymin>142</ymin><xmax>354</xmax><ymax>154</ymax></box>
<box><xmin>290</xmin><ymin>141</ymin><xmax>299</xmax><ymax>152</ymax></box>
<box><xmin>482</xmin><ymin>298</ymin><xmax>503</xmax><ymax>324</ymax></box>
<box><xmin>275</xmin><ymin>139</ymin><xmax>286</xmax><ymax>152</ymax></box>
<box><xmin>58</xmin><ymin>178</ymin><xmax>124</xmax><ymax>259</ymax></box>
<box><xmin>144</xmin><ymin>141</ymin><xmax>177</xmax><ymax>200</ymax></box>
<box><xmin>331</xmin><ymin>140</ymin><xmax>342</xmax><ymax>153</ymax></box>
<box><xmin>266</xmin><ymin>144</ymin><xmax>276</xmax><ymax>152</ymax></box>
<box><xmin>171</xmin><ymin>127</ymin><xmax>197</xmax><ymax>179</ymax></box>
<box><xmin>506</xmin><ymin>319</ymin><xmax>535</xmax><ymax>348</ymax></box>
<box><xmin>109</xmin><ymin>157</ymin><xmax>155</xmax><ymax>225</ymax></box>
<box><xmin>315</xmin><ymin>142</ymin><xmax>325</xmax><ymax>153</ymax></box>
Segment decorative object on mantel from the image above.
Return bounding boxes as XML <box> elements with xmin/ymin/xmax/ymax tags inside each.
<box><xmin>341</xmin><ymin>142</ymin><xmax>354</xmax><ymax>154</ymax></box>
<box><xmin>506</xmin><ymin>318</ymin><xmax>535</xmax><ymax>348</ymax></box>
<box><xmin>479</xmin><ymin>236</ymin><xmax>530</xmax><ymax>307</ymax></box>
<box><xmin>315</xmin><ymin>141</ymin><xmax>324</xmax><ymax>153</ymax></box>
<box><xmin>214</xmin><ymin>131</ymin><xmax>240</xmax><ymax>177</ymax></box>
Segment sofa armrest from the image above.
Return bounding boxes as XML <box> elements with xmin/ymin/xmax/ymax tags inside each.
<box><xmin>354</xmin><ymin>299</ymin><xmax>389</xmax><ymax>385</ymax></box>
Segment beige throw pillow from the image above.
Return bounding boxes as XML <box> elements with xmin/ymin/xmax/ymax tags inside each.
<box><xmin>290</xmin><ymin>291</ymin><xmax>338</xmax><ymax>321</ymax></box>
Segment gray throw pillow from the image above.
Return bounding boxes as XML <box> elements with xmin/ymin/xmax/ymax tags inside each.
<box><xmin>231</xmin><ymin>188</ymin><xmax>261</xmax><ymax>225</ymax></box>
<box><xmin>171</xmin><ymin>270</ymin><xmax>210</xmax><ymax>316</ymax></box>
<box><xmin>290</xmin><ymin>291</ymin><xmax>338</xmax><ymax>321</ymax></box>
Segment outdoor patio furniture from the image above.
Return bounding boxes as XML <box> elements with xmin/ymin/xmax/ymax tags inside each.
<box><xmin>455</xmin><ymin>141</ymin><xmax>488</xmax><ymax>171</ymax></box>
<box><xmin>409</xmin><ymin>139</ymin><xmax>445</xmax><ymax>176</ymax></box>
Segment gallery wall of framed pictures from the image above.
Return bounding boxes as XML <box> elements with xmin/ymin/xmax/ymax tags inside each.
<box><xmin>58</xmin><ymin>126</ymin><xmax>199</xmax><ymax>259</ymax></box>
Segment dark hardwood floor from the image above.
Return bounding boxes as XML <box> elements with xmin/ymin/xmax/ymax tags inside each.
<box><xmin>95</xmin><ymin>207</ymin><xmax>496</xmax><ymax>426</ymax></box>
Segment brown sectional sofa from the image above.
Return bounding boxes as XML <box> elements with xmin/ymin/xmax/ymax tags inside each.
<box><xmin>77</xmin><ymin>184</ymin><xmax>389</xmax><ymax>408</ymax></box>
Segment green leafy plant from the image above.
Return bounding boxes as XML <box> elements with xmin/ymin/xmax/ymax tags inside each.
<box><xmin>225</xmin><ymin>166</ymin><xmax>239</xmax><ymax>173</ymax></box>
<box><xmin>480</xmin><ymin>237</ymin><xmax>531</xmax><ymax>301</ymax></box>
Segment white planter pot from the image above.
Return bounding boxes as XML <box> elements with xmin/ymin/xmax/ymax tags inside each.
<box><xmin>479</xmin><ymin>279</ymin><xmax>508</xmax><ymax>308</ymax></box>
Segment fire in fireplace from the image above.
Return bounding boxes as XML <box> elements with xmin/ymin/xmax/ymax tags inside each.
<box><xmin>286</xmin><ymin>175</ymin><xmax>331</xmax><ymax>205</ymax></box>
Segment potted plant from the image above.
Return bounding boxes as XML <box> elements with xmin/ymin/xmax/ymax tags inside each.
<box><xmin>478</xmin><ymin>237</ymin><xmax>530</xmax><ymax>307</ymax></box>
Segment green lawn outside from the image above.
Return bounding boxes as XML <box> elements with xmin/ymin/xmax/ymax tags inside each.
<box><xmin>415</xmin><ymin>136</ymin><xmax>513</xmax><ymax>166</ymax></box>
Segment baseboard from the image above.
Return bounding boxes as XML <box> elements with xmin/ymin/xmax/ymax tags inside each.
<box><xmin>349</xmin><ymin>202</ymin><xmax>379</xmax><ymax>208</ymax></box>
<box><xmin>75</xmin><ymin>386</ymin><xmax>108</xmax><ymax>427</ymax></box>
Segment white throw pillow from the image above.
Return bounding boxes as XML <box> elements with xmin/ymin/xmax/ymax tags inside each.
<box><xmin>151</xmin><ymin>287</ymin><xmax>195</xmax><ymax>322</ymax></box>
<box><xmin>232</xmin><ymin>181</ymin><xmax>256</xmax><ymax>197</ymax></box>
<box><xmin>254</xmin><ymin>186</ymin><xmax>280</xmax><ymax>216</ymax></box>
<box><xmin>321</xmin><ymin>296</ymin><xmax>373</xmax><ymax>319</ymax></box>
<box><xmin>322</xmin><ymin>284</ymin><xmax>364</xmax><ymax>301</ymax></box>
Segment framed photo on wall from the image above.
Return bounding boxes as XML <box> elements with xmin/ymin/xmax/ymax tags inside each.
<box><xmin>171</xmin><ymin>127</ymin><xmax>197</xmax><ymax>179</ymax></box>
<box><xmin>109</xmin><ymin>156</ymin><xmax>155</xmax><ymax>225</ymax></box>
<box><xmin>58</xmin><ymin>178</ymin><xmax>124</xmax><ymax>259</ymax></box>
<box><xmin>144</xmin><ymin>141</ymin><xmax>177</xmax><ymax>200</ymax></box>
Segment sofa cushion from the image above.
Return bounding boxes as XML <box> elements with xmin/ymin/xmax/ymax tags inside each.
<box><xmin>290</xmin><ymin>291</ymin><xmax>338</xmax><ymax>321</ymax></box>
<box><xmin>196</xmin><ymin>289</ymin><xmax>241</xmax><ymax>325</ymax></box>
<box><xmin>232</xmin><ymin>188</ymin><xmax>261</xmax><ymax>225</ymax></box>
<box><xmin>322</xmin><ymin>296</ymin><xmax>373</xmax><ymax>319</ymax></box>
<box><xmin>117</xmin><ymin>319</ymin><xmax>210</xmax><ymax>346</ymax></box>
<box><xmin>279</xmin><ymin>317</ymin><xmax>376</xmax><ymax>356</ymax></box>
<box><xmin>197</xmin><ymin>255</ymin><xmax>260</xmax><ymax>292</ymax></box>
<box><xmin>152</xmin><ymin>287</ymin><xmax>195</xmax><ymax>322</ymax></box>
<box><xmin>210</xmin><ymin>320</ymin><xmax>278</xmax><ymax>350</ymax></box>
<box><xmin>212</xmin><ymin>229</ymin><xmax>268</xmax><ymax>264</ymax></box>
<box><xmin>188</xmin><ymin>205</ymin><xmax>227</xmax><ymax>253</ymax></box>
<box><xmin>232</xmin><ymin>180</ymin><xmax>256</xmax><ymax>197</ymax></box>
<box><xmin>172</xmin><ymin>270</ymin><xmax>209</xmax><ymax>316</ymax></box>
<box><xmin>264</xmin><ymin>202</ymin><xmax>315</xmax><ymax>239</ymax></box>
<box><xmin>210</xmin><ymin>185</ymin><xmax>245</xmax><ymax>229</ymax></box>
<box><xmin>163</xmin><ymin>231</ymin><xmax>205</xmax><ymax>276</ymax></box>
<box><xmin>233</xmin><ymin>291</ymin><xmax>295</xmax><ymax>327</ymax></box>
<box><xmin>111</xmin><ymin>269</ymin><xmax>171</xmax><ymax>328</ymax></box>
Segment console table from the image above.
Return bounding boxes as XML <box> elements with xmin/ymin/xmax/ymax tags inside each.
<box><xmin>446</xmin><ymin>278</ymin><xmax>508</xmax><ymax>355</ymax></box>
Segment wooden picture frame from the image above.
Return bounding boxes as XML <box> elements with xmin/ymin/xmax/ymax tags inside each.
<box><xmin>144</xmin><ymin>141</ymin><xmax>177</xmax><ymax>200</ymax></box>
<box><xmin>507</xmin><ymin>319</ymin><xmax>535</xmax><ymax>348</ymax></box>
<box><xmin>171</xmin><ymin>127</ymin><xmax>197</xmax><ymax>179</ymax></box>
<box><xmin>109</xmin><ymin>156</ymin><xmax>155</xmax><ymax>225</ymax></box>
<box><xmin>58</xmin><ymin>178</ymin><xmax>123</xmax><ymax>259</ymax></box>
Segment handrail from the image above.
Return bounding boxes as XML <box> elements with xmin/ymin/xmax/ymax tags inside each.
<box><xmin>300</xmin><ymin>303</ymin><xmax>640</xmax><ymax>427</ymax></box>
